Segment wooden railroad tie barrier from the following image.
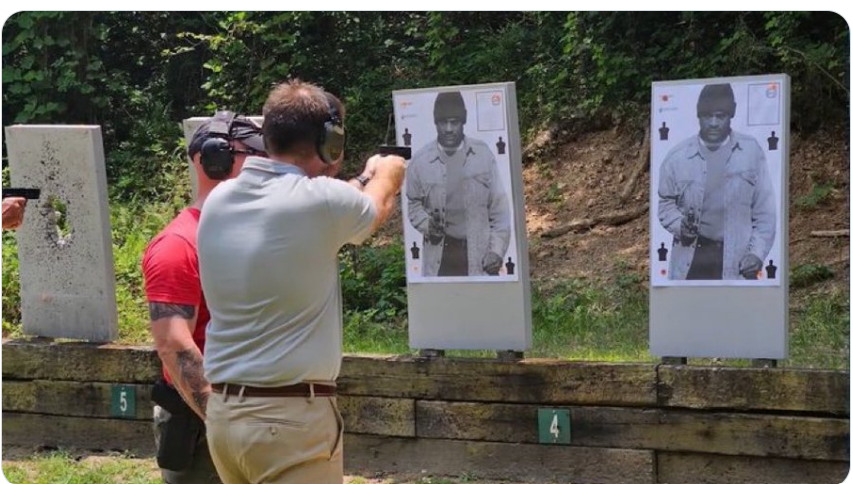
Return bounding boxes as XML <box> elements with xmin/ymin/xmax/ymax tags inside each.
<box><xmin>2</xmin><ymin>339</ymin><xmax>849</xmax><ymax>484</ymax></box>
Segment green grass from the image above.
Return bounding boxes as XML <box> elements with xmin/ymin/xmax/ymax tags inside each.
<box><xmin>341</xmin><ymin>260</ymin><xmax>849</xmax><ymax>369</ymax></box>
<box><xmin>342</xmin><ymin>256</ymin><xmax>652</xmax><ymax>362</ymax></box>
<box><xmin>1</xmin><ymin>450</ymin><xmax>160</xmax><ymax>484</ymax></box>
<box><xmin>343</xmin><ymin>309</ymin><xmax>410</xmax><ymax>355</ymax></box>
<box><xmin>528</xmin><ymin>276</ymin><xmax>649</xmax><ymax>361</ymax></box>
<box><xmin>543</xmin><ymin>181</ymin><xmax>564</xmax><ymax>205</ymax></box>
<box><xmin>794</xmin><ymin>182</ymin><xmax>835</xmax><ymax>209</ymax></box>
<box><xmin>0</xmin><ymin>450</ymin><xmax>497</xmax><ymax>484</ymax></box>
<box><xmin>415</xmin><ymin>478</ymin><xmax>464</xmax><ymax>484</ymax></box>
<box><xmin>790</xmin><ymin>263</ymin><xmax>834</xmax><ymax>289</ymax></box>
<box><xmin>789</xmin><ymin>287</ymin><xmax>850</xmax><ymax>369</ymax></box>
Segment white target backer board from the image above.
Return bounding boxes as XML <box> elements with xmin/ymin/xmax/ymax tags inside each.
<box><xmin>649</xmin><ymin>74</ymin><xmax>790</xmax><ymax>358</ymax></box>
<box><xmin>393</xmin><ymin>82</ymin><xmax>531</xmax><ymax>350</ymax></box>
<box><xmin>4</xmin><ymin>125</ymin><xmax>118</xmax><ymax>342</ymax></box>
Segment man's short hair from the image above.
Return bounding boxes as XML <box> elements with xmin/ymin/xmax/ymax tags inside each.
<box><xmin>261</xmin><ymin>79</ymin><xmax>344</xmax><ymax>156</ymax></box>
<box><xmin>433</xmin><ymin>91</ymin><xmax>467</xmax><ymax>123</ymax></box>
<box><xmin>696</xmin><ymin>83</ymin><xmax>737</xmax><ymax>118</ymax></box>
<box><xmin>188</xmin><ymin>111</ymin><xmax>265</xmax><ymax>158</ymax></box>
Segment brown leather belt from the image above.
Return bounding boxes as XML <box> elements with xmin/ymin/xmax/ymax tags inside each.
<box><xmin>211</xmin><ymin>382</ymin><xmax>336</xmax><ymax>398</ymax></box>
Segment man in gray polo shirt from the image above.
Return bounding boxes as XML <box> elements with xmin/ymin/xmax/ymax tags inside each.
<box><xmin>197</xmin><ymin>79</ymin><xmax>404</xmax><ymax>484</ymax></box>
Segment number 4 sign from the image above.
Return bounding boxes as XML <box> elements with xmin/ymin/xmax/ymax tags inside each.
<box><xmin>110</xmin><ymin>384</ymin><xmax>136</xmax><ymax>419</ymax></box>
<box><xmin>537</xmin><ymin>408</ymin><xmax>570</xmax><ymax>444</ymax></box>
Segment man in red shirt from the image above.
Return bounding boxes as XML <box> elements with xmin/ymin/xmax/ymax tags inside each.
<box><xmin>142</xmin><ymin>111</ymin><xmax>265</xmax><ymax>484</ymax></box>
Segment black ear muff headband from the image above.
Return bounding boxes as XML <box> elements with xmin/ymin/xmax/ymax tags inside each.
<box><xmin>200</xmin><ymin>112</ymin><xmax>238</xmax><ymax>181</ymax></box>
<box><xmin>317</xmin><ymin>93</ymin><xmax>345</xmax><ymax>164</ymax></box>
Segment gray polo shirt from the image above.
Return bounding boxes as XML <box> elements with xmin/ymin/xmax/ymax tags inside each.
<box><xmin>197</xmin><ymin>157</ymin><xmax>376</xmax><ymax>386</ymax></box>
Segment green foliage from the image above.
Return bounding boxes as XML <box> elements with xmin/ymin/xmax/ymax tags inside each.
<box><xmin>342</xmin><ymin>308</ymin><xmax>410</xmax><ymax>355</ymax></box>
<box><xmin>2</xmin><ymin>166</ymin><xmax>21</xmax><ymax>331</ymax></box>
<box><xmin>794</xmin><ymin>182</ymin><xmax>835</xmax><ymax>209</ymax></box>
<box><xmin>46</xmin><ymin>196</ymin><xmax>69</xmax><ymax>238</ymax></box>
<box><xmin>2</xmin><ymin>229</ymin><xmax>21</xmax><ymax>332</ymax></box>
<box><xmin>339</xmin><ymin>241</ymin><xmax>410</xmax><ymax>353</ymax></box>
<box><xmin>543</xmin><ymin>181</ymin><xmax>563</xmax><ymax>205</ymax></box>
<box><xmin>543</xmin><ymin>12</ymin><xmax>849</xmax><ymax>129</ymax></box>
<box><xmin>337</xmin><ymin>245</ymin><xmax>654</xmax><ymax>360</ymax></box>
<box><xmin>789</xmin><ymin>288</ymin><xmax>849</xmax><ymax>368</ymax></box>
<box><xmin>110</xmin><ymin>199</ymin><xmax>185</xmax><ymax>343</ymax></box>
<box><xmin>763</xmin><ymin>12</ymin><xmax>850</xmax><ymax>130</ymax></box>
<box><xmin>2</xmin><ymin>12</ymin><xmax>111</xmax><ymax>125</ymax></box>
<box><xmin>3</xmin><ymin>12</ymin><xmax>208</xmax><ymax>140</ymax></box>
<box><xmin>339</xmin><ymin>242</ymin><xmax>408</xmax><ymax>324</ymax></box>
<box><xmin>3</xmin><ymin>12</ymin><xmax>848</xmax><ymax>168</ymax></box>
<box><xmin>416</xmin><ymin>478</ymin><xmax>460</xmax><ymax>484</ymax></box>
<box><xmin>530</xmin><ymin>275</ymin><xmax>649</xmax><ymax>361</ymax></box>
<box><xmin>106</xmin><ymin>96</ymin><xmax>191</xmax><ymax>204</ymax></box>
<box><xmin>790</xmin><ymin>263</ymin><xmax>834</xmax><ymax>288</ymax></box>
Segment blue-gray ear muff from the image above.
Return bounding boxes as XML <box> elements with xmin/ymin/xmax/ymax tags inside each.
<box><xmin>317</xmin><ymin>93</ymin><xmax>345</xmax><ymax>164</ymax></box>
<box><xmin>200</xmin><ymin>112</ymin><xmax>237</xmax><ymax>180</ymax></box>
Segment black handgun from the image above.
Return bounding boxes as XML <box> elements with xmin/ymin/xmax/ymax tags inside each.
<box><xmin>151</xmin><ymin>379</ymin><xmax>190</xmax><ymax>416</ymax></box>
<box><xmin>2</xmin><ymin>188</ymin><xmax>40</xmax><ymax>200</ymax></box>
<box><xmin>378</xmin><ymin>145</ymin><xmax>412</xmax><ymax>160</ymax></box>
<box><xmin>151</xmin><ymin>379</ymin><xmax>202</xmax><ymax>472</ymax></box>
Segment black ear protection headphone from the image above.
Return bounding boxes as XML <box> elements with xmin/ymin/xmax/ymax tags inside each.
<box><xmin>317</xmin><ymin>92</ymin><xmax>345</xmax><ymax>164</ymax></box>
<box><xmin>200</xmin><ymin>112</ymin><xmax>264</xmax><ymax>180</ymax></box>
<box><xmin>200</xmin><ymin>112</ymin><xmax>239</xmax><ymax>181</ymax></box>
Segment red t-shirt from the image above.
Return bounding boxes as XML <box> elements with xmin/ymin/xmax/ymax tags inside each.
<box><xmin>141</xmin><ymin>208</ymin><xmax>209</xmax><ymax>384</ymax></box>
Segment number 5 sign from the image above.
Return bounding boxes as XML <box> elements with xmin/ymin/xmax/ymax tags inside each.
<box><xmin>110</xmin><ymin>384</ymin><xmax>136</xmax><ymax>419</ymax></box>
<box><xmin>537</xmin><ymin>408</ymin><xmax>570</xmax><ymax>444</ymax></box>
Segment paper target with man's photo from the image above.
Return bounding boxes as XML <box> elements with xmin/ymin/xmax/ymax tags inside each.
<box><xmin>650</xmin><ymin>75</ymin><xmax>787</xmax><ymax>287</ymax></box>
<box><xmin>393</xmin><ymin>85</ymin><xmax>520</xmax><ymax>284</ymax></box>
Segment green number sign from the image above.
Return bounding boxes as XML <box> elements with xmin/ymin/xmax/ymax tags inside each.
<box><xmin>110</xmin><ymin>385</ymin><xmax>136</xmax><ymax>419</ymax></box>
<box><xmin>537</xmin><ymin>408</ymin><xmax>570</xmax><ymax>444</ymax></box>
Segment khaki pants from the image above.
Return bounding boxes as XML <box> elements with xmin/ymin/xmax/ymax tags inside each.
<box><xmin>205</xmin><ymin>391</ymin><xmax>344</xmax><ymax>484</ymax></box>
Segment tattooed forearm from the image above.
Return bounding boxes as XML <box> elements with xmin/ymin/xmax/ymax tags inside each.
<box><xmin>149</xmin><ymin>302</ymin><xmax>196</xmax><ymax>321</ymax></box>
<box><xmin>175</xmin><ymin>349</ymin><xmax>209</xmax><ymax>416</ymax></box>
